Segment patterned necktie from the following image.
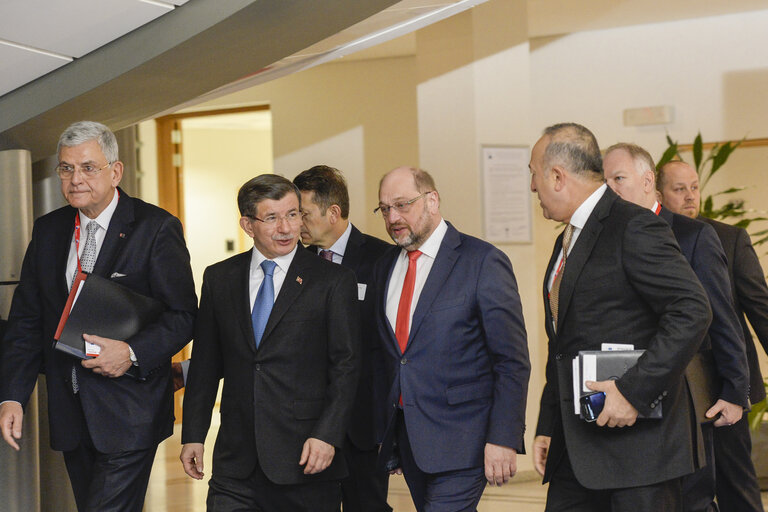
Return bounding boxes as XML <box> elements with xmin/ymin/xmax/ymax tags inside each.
<box><xmin>251</xmin><ymin>260</ymin><xmax>277</xmax><ymax>348</ymax></box>
<box><xmin>549</xmin><ymin>224</ymin><xmax>574</xmax><ymax>332</ymax></box>
<box><xmin>395</xmin><ymin>250</ymin><xmax>422</xmax><ymax>355</ymax></box>
<box><xmin>319</xmin><ymin>250</ymin><xmax>334</xmax><ymax>261</ymax></box>
<box><xmin>72</xmin><ymin>220</ymin><xmax>99</xmax><ymax>393</ymax></box>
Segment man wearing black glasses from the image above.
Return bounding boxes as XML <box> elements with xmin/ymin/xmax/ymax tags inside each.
<box><xmin>0</xmin><ymin>120</ymin><xmax>197</xmax><ymax>511</ymax></box>
<box><xmin>372</xmin><ymin>166</ymin><xmax>530</xmax><ymax>511</ymax></box>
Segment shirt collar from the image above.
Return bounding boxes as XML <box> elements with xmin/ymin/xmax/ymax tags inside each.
<box><xmin>569</xmin><ymin>184</ymin><xmax>607</xmax><ymax>230</ymax></box>
<box><xmin>322</xmin><ymin>222</ymin><xmax>352</xmax><ymax>258</ymax></box>
<box><xmin>251</xmin><ymin>244</ymin><xmax>298</xmax><ymax>275</ymax></box>
<box><xmin>78</xmin><ymin>188</ymin><xmax>119</xmax><ymax>231</ymax></box>
<box><xmin>412</xmin><ymin>218</ymin><xmax>447</xmax><ymax>259</ymax></box>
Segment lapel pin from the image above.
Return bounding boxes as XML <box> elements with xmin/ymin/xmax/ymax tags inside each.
<box><xmin>296</xmin><ymin>276</ymin><xmax>303</xmax><ymax>285</ymax></box>
<box><xmin>119</xmin><ymin>233</ymin><xmax>126</xmax><ymax>238</ymax></box>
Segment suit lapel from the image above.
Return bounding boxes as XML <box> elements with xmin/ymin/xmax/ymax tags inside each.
<box><xmin>231</xmin><ymin>251</ymin><xmax>256</xmax><ymax>353</ymax></box>
<box><xmin>259</xmin><ymin>247</ymin><xmax>308</xmax><ymax>347</ymax></box>
<box><xmin>406</xmin><ymin>224</ymin><xmax>461</xmax><ymax>348</ymax></box>
<box><xmin>340</xmin><ymin>225</ymin><xmax>363</xmax><ymax>273</ymax></box>
<box><xmin>555</xmin><ymin>190</ymin><xmax>615</xmax><ymax>332</ymax></box>
<box><xmin>92</xmin><ymin>188</ymin><xmax>134</xmax><ymax>277</ymax></box>
<box><xmin>56</xmin><ymin>208</ymin><xmax>79</xmax><ymax>297</ymax></box>
<box><xmin>379</xmin><ymin>248</ymin><xmax>400</xmax><ymax>353</ymax></box>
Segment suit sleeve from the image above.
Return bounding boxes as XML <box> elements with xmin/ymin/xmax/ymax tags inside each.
<box><xmin>181</xmin><ymin>268</ymin><xmax>223</xmax><ymax>444</ymax></box>
<box><xmin>615</xmin><ymin>215</ymin><xmax>712</xmax><ymax>416</ymax></box>
<box><xmin>733</xmin><ymin>228</ymin><xmax>768</xmax><ymax>357</ymax></box>
<box><xmin>477</xmin><ymin>248</ymin><xmax>530</xmax><ymax>453</ymax></box>
<box><xmin>0</xmin><ymin>224</ymin><xmax>46</xmax><ymax>405</ymax></box>
<box><xmin>690</xmin><ymin>224</ymin><xmax>749</xmax><ymax>406</ymax></box>
<box><xmin>128</xmin><ymin>215</ymin><xmax>197</xmax><ymax>377</ymax></box>
<box><xmin>310</xmin><ymin>268</ymin><xmax>361</xmax><ymax>447</ymax></box>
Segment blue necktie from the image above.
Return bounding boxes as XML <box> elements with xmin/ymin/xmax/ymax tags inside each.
<box><xmin>251</xmin><ymin>260</ymin><xmax>277</xmax><ymax>347</ymax></box>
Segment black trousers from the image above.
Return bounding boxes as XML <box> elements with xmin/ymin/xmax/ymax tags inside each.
<box><xmin>207</xmin><ymin>459</ymin><xmax>342</xmax><ymax>512</ymax></box>
<box><xmin>338</xmin><ymin>438</ymin><xmax>392</xmax><ymax>512</ymax></box>
<box><xmin>545</xmin><ymin>449</ymin><xmax>683</xmax><ymax>512</ymax></box>
<box><xmin>63</xmin><ymin>425</ymin><xmax>157</xmax><ymax>512</ymax></box>
<box><xmin>713</xmin><ymin>411</ymin><xmax>764</xmax><ymax>512</ymax></box>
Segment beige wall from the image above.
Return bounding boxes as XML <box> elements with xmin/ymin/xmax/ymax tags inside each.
<box><xmin>138</xmin><ymin>0</ymin><xmax>768</xmax><ymax>475</ymax></box>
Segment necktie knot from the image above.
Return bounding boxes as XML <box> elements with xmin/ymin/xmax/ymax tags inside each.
<box><xmin>261</xmin><ymin>260</ymin><xmax>277</xmax><ymax>277</ymax></box>
<box><xmin>319</xmin><ymin>250</ymin><xmax>334</xmax><ymax>261</ymax></box>
<box><xmin>562</xmin><ymin>224</ymin><xmax>574</xmax><ymax>255</ymax></box>
<box><xmin>86</xmin><ymin>220</ymin><xmax>99</xmax><ymax>236</ymax></box>
<box><xmin>407</xmin><ymin>250</ymin><xmax>422</xmax><ymax>263</ymax></box>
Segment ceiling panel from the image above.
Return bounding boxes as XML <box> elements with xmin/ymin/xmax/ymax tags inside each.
<box><xmin>0</xmin><ymin>0</ymin><xmax>175</xmax><ymax>58</ymax></box>
<box><xmin>0</xmin><ymin>44</ymin><xmax>69</xmax><ymax>97</ymax></box>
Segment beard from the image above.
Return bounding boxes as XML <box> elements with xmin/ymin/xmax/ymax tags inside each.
<box><xmin>387</xmin><ymin>205</ymin><xmax>433</xmax><ymax>251</ymax></box>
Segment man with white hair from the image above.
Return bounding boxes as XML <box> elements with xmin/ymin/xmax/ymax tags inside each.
<box><xmin>0</xmin><ymin>121</ymin><xmax>197</xmax><ymax>511</ymax></box>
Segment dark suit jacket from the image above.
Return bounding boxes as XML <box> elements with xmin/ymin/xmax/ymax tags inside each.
<box><xmin>702</xmin><ymin>217</ymin><xmax>768</xmax><ymax>404</ymax></box>
<box><xmin>309</xmin><ymin>224</ymin><xmax>391</xmax><ymax>450</ymax></box>
<box><xmin>374</xmin><ymin>222</ymin><xmax>530</xmax><ymax>474</ymax></box>
<box><xmin>658</xmin><ymin>208</ymin><xmax>749</xmax><ymax>410</ymax></box>
<box><xmin>181</xmin><ymin>246</ymin><xmax>361</xmax><ymax>485</ymax></box>
<box><xmin>536</xmin><ymin>188</ymin><xmax>711</xmax><ymax>490</ymax></box>
<box><xmin>1</xmin><ymin>189</ymin><xmax>197</xmax><ymax>453</ymax></box>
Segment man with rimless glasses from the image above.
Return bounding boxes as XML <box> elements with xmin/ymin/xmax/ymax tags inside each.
<box><xmin>372</xmin><ymin>166</ymin><xmax>530</xmax><ymax>511</ymax></box>
<box><xmin>0</xmin><ymin>121</ymin><xmax>197</xmax><ymax>511</ymax></box>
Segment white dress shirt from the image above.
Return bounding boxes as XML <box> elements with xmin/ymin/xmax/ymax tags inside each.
<box><xmin>249</xmin><ymin>244</ymin><xmax>298</xmax><ymax>309</ymax></box>
<box><xmin>385</xmin><ymin>219</ymin><xmax>448</xmax><ymax>333</ymax></box>
<box><xmin>547</xmin><ymin>184</ymin><xmax>607</xmax><ymax>291</ymax></box>
<box><xmin>65</xmin><ymin>189</ymin><xmax>120</xmax><ymax>287</ymax></box>
<box><xmin>316</xmin><ymin>222</ymin><xmax>352</xmax><ymax>265</ymax></box>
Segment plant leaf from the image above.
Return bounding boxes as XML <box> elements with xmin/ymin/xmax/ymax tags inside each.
<box><xmin>693</xmin><ymin>132</ymin><xmax>703</xmax><ymax>172</ymax></box>
<box><xmin>657</xmin><ymin>143</ymin><xmax>679</xmax><ymax>170</ymax></box>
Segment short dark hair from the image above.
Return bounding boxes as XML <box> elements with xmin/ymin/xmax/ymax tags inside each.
<box><xmin>656</xmin><ymin>160</ymin><xmax>688</xmax><ymax>192</ymax></box>
<box><xmin>542</xmin><ymin>123</ymin><xmax>603</xmax><ymax>179</ymax></box>
<box><xmin>237</xmin><ymin>174</ymin><xmax>301</xmax><ymax>218</ymax></box>
<box><xmin>293</xmin><ymin>165</ymin><xmax>350</xmax><ymax>218</ymax></box>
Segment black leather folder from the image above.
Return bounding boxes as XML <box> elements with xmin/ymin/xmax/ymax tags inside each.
<box><xmin>54</xmin><ymin>272</ymin><xmax>164</xmax><ymax>378</ymax></box>
<box><xmin>577</xmin><ymin>350</ymin><xmax>663</xmax><ymax>419</ymax></box>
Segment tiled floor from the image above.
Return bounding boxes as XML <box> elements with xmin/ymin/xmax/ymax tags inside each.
<box><xmin>145</xmin><ymin>422</ymin><xmax>768</xmax><ymax>512</ymax></box>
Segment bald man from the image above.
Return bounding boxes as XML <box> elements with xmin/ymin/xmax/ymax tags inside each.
<box><xmin>605</xmin><ymin>144</ymin><xmax>749</xmax><ymax>512</ymax></box>
<box><xmin>659</xmin><ymin>160</ymin><xmax>766</xmax><ymax>512</ymax></box>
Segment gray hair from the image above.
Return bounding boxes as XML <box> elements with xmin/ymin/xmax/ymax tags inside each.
<box><xmin>542</xmin><ymin>123</ymin><xmax>603</xmax><ymax>179</ymax></box>
<box><xmin>57</xmin><ymin>121</ymin><xmax>119</xmax><ymax>163</ymax></box>
<box><xmin>605</xmin><ymin>142</ymin><xmax>655</xmax><ymax>175</ymax></box>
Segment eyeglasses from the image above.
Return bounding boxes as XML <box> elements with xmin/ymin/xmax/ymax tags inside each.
<box><xmin>247</xmin><ymin>211</ymin><xmax>302</xmax><ymax>225</ymax></box>
<box><xmin>374</xmin><ymin>192</ymin><xmax>432</xmax><ymax>217</ymax></box>
<box><xmin>56</xmin><ymin>162</ymin><xmax>112</xmax><ymax>179</ymax></box>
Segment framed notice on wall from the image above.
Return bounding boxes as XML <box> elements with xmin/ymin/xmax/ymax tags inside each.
<box><xmin>480</xmin><ymin>145</ymin><xmax>532</xmax><ymax>244</ymax></box>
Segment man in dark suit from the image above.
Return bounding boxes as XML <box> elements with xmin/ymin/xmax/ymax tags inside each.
<box><xmin>180</xmin><ymin>174</ymin><xmax>361</xmax><ymax>512</ymax></box>
<box><xmin>531</xmin><ymin>123</ymin><xmax>712</xmax><ymax>511</ymax></box>
<box><xmin>659</xmin><ymin>160</ymin><xmax>766</xmax><ymax>511</ymax></box>
<box><xmin>0</xmin><ymin>121</ymin><xmax>197</xmax><ymax>511</ymax></box>
<box><xmin>604</xmin><ymin>143</ymin><xmax>750</xmax><ymax>512</ymax></box>
<box><xmin>372</xmin><ymin>166</ymin><xmax>530</xmax><ymax>511</ymax></box>
<box><xmin>293</xmin><ymin>165</ymin><xmax>392</xmax><ymax>512</ymax></box>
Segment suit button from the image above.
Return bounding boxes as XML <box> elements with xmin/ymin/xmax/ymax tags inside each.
<box><xmin>650</xmin><ymin>403</ymin><xmax>656</xmax><ymax>408</ymax></box>
<box><xmin>255</xmin><ymin>364</ymin><xmax>261</xmax><ymax>371</ymax></box>
<box><xmin>401</xmin><ymin>358</ymin><xmax>408</xmax><ymax>365</ymax></box>
<box><xmin>555</xmin><ymin>353</ymin><xmax>563</xmax><ymax>360</ymax></box>
<box><xmin>662</xmin><ymin>391</ymin><xmax>668</xmax><ymax>397</ymax></box>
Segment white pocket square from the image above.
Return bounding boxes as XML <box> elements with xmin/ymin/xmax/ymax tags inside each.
<box><xmin>110</xmin><ymin>272</ymin><xmax>127</xmax><ymax>278</ymax></box>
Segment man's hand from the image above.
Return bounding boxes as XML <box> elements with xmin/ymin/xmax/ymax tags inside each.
<box><xmin>586</xmin><ymin>379</ymin><xmax>639</xmax><ymax>428</ymax></box>
<box><xmin>533</xmin><ymin>435</ymin><xmax>551</xmax><ymax>477</ymax></box>
<box><xmin>180</xmin><ymin>443</ymin><xmax>205</xmax><ymax>479</ymax></box>
<box><xmin>80</xmin><ymin>334</ymin><xmax>132</xmax><ymax>378</ymax></box>
<box><xmin>484</xmin><ymin>443</ymin><xmax>517</xmax><ymax>486</ymax></box>
<box><xmin>299</xmin><ymin>438</ymin><xmax>335</xmax><ymax>474</ymax></box>
<box><xmin>0</xmin><ymin>402</ymin><xmax>24</xmax><ymax>451</ymax></box>
<box><xmin>707</xmin><ymin>399</ymin><xmax>744</xmax><ymax>427</ymax></box>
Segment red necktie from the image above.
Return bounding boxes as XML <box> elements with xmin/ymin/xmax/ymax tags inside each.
<box><xmin>395</xmin><ymin>250</ymin><xmax>422</xmax><ymax>354</ymax></box>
